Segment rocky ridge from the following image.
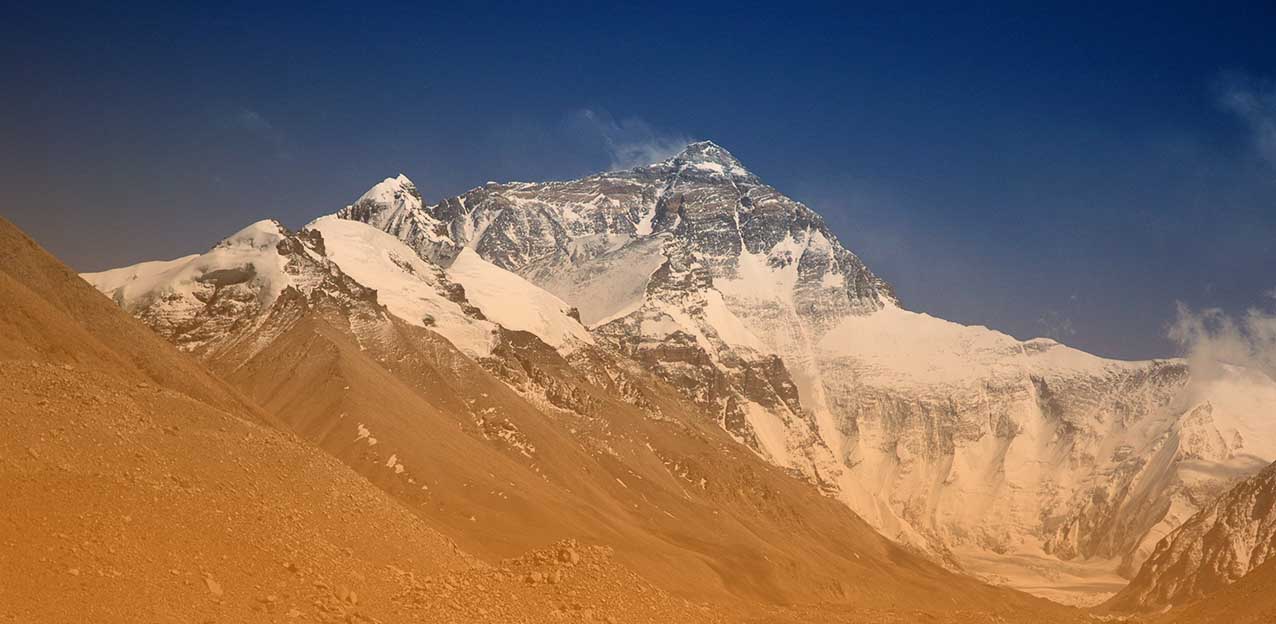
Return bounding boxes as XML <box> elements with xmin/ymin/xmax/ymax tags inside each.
<box><xmin>1108</xmin><ymin>460</ymin><xmax>1276</xmax><ymax>611</ymax></box>
<box><xmin>337</xmin><ymin>142</ymin><xmax>1276</xmax><ymax>604</ymax></box>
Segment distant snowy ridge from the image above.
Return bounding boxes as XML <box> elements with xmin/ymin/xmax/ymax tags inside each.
<box><xmin>83</xmin><ymin>209</ymin><xmax>592</xmax><ymax>362</ymax></box>
<box><xmin>82</xmin><ymin>220</ymin><xmax>316</xmax><ymax>357</ymax></box>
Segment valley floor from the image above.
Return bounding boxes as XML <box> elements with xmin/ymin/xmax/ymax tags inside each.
<box><xmin>954</xmin><ymin>546</ymin><xmax>1128</xmax><ymax>607</ymax></box>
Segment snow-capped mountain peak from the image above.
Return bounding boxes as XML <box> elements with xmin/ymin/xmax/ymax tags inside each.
<box><xmin>357</xmin><ymin>173</ymin><xmax>420</xmax><ymax>205</ymax></box>
<box><xmin>215</xmin><ymin>218</ymin><xmax>289</xmax><ymax>251</ymax></box>
<box><xmin>336</xmin><ymin>171</ymin><xmax>460</xmax><ymax>266</ymax></box>
<box><xmin>82</xmin><ymin>147</ymin><xmax>1276</xmax><ymax>609</ymax></box>
<box><xmin>335</xmin><ymin>156</ymin><xmax>1276</xmax><ymax>606</ymax></box>
<box><xmin>656</xmin><ymin>140</ymin><xmax>751</xmax><ymax>177</ymax></box>
<box><xmin>672</xmin><ymin>139</ymin><xmax>736</xmax><ymax>163</ymax></box>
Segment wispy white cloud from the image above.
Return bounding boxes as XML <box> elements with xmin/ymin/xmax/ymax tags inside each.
<box><xmin>1217</xmin><ymin>73</ymin><xmax>1276</xmax><ymax>168</ymax></box>
<box><xmin>231</xmin><ymin>108</ymin><xmax>273</xmax><ymax>132</ymax></box>
<box><xmin>1167</xmin><ymin>76</ymin><xmax>1276</xmax><ymax>381</ymax></box>
<box><xmin>1168</xmin><ymin>294</ymin><xmax>1276</xmax><ymax>383</ymax></box>
<box><xmin>1036</xmin><ymin>310</ymin><xmax>1077</xmax><ymax>342</ymax></box>
<box><xmin>214</xmin><ymin>107</ymin><xmax>291</xmax><ymax>160</ymax></box>
<box><xmin>568</xmin><ymin>109</ymin><xmax>690</xmax><ymax>170</ymax></box>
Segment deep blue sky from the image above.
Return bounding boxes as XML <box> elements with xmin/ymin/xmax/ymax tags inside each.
<box><xmin>3</xmin><ymin>2</ymin><xmax>1274</xmax><ymax>359</ymax></box>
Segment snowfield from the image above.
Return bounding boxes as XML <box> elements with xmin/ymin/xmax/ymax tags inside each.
<box><xmin>447</xmin><ymin>247</ymin><xmax>594</xmax><ymax>351</ymax></box>
<box><xmin>306</xmin><ymin>215</ymin><xmax>499</xmax><ymax>357</ymax></box>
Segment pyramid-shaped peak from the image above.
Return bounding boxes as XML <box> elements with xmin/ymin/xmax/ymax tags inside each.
<box><xmin>356</xmin><ymin>173</ymin><xmax>422</xmax><ymax>205</ymax></box>
<box><xmin>662</xmin><ymin>141</ymin><xmax>751</xmax><ymax>176</ymax></box>
<box><xmin>675</xmin><ymin>140</ymin><xmax>739</xmax><ymax>165</ymax></box>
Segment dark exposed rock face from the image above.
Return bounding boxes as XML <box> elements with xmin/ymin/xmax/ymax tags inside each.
<box><xmin>340</xmin><ymin>143</ymin><xmax>891</xmax><ymax>322</ymax></box>
<box><xmin>336</xmin><ymin>174</ymin><xmax>462</xmax><ymax>266</ymax></box>
<box><xmin>1109</xmin><ymin>461</ymin><xmax>1276</xmax><ymax>611</ymax></box>
<box><xmin>336</xmin><ymin>142</ymin><xmax>889</xmax><ymax>486</ymax></box>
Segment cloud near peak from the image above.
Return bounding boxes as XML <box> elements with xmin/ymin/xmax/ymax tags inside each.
<box><xmin>1169</xmin><ymin>296</ymin><xmax>1276</xmax><ymax>382</ymax></box>
<box><xmin>569</xmin><ymin>109</ymin><xmax>691</xmax><ymax>171</ymax></box>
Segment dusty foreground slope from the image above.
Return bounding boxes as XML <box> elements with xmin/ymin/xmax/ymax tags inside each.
<box><xmin>0</xmin><ymin>216</ymin><xmax>727</xmax><ymax>623</ymax></box>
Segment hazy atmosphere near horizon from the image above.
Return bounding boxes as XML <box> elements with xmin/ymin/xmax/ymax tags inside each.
<box><xmin>4</xmin><ymin>3</ymin><xmax>1276</xmax><ymax>359</ymax></box>
<box><xmin>7</xmin><ymin>3</ymin><xmax>1276</xmax><ymax>623</ymax></box>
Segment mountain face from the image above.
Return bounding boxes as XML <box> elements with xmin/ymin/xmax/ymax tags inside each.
<box><xmin>333</xmin><ymin>141</ymin><xmax>1276</xmax><ymax>605</ymax></box>
<box><xmin>334</xmin><ymin>144</ymin><xmax>895</xmax><ymax>489</ymax></box>
<box><xmin>80</xmin><ymin>141</ymin><xmax>1276</xmax><ymax>608</ymax></box>
<box><xmin>1108</xmin><ymin>459</ymin><xmax>1276</xmax><ymax>612</ymax></box>
<box><xmin>81</xmin><ymin>209</ymin><xmax>1074</xmax><ymax>618</ymax></box>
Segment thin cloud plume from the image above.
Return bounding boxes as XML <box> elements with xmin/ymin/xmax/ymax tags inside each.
<box><xmin>1168</xmin><ymin>294</ymin><xmax>1276</xmax><ymax>383</ymax></box>
<box><xmin>214</xmin><ymin>107</ymin><xmax>292</xmax><ymax>161</ymax></box>
<box><xmin>1037</xmin><ymin>310</ymin><xmax>1077</xmax><ymax>342</ymax></box>
<box><xmin>1217</xmin><ymin>73</ymin><xmax>1276</xmax><ymax>168</ymax></box>
<box><xmin>570</xmin><ymin>109</ymin><xmax>690</xmax><ymax>170</ymax></box>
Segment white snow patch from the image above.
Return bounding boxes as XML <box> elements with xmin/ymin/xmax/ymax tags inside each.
<box><xmin>700</xmin><ymin>290</ymin><xmax>768</xmax><ymax>352</ymax></box>
<box><xmin>81</xmin><ymin>254</ymin><xmax>201</xmax><ymax>297</ymax></box>
<box><xmin>817</xmin><ymin>302</ymin><xmax>1117</xmax><ymax>387</ymax></box>
<box><xmin>741</xmin><ymin>401</ymin><xmax>794</xmax><ymax>468</ymax></box>
<box><xmin>82</xmin><ymin>220</ymin><xmax>294</xmax><ymax>316</ymax></box>
<box><xmin>354</xmin><ymin>423</ymin><xmax>378</xmax><ymax>446</ymax></box>
<box><xmin>385</xmin><ymin>453</ymin><xmax>405</xmax><ymax>474</ymax></box>
<box><xmin>716</xmin><ymin>233</ymin><xmax>803</xmax><ymax>306</ymax></box>
<box><xmin>306</xmin><ymin>216</ymin><xmax>498</xmax><ymax>356</ymax></box>
<box><xmin>526</xmin><ymin>236</ymin><xmax>667</xmax><ymax>327</ymax></box>
<box><xmin>634</xmin><ymin>206</ymin><xmax>657</xmax><ymax>236</ymax></box>
<box><xmin>447</xmin><ymin>247</ymin><xmax>594</xmax><ymax>350</ymax></box>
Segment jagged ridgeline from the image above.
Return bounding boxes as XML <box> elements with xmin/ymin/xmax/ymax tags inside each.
<box><xmin>84</xmin><ymin>141</ymin><xmax>1276</xmax><ymax>609</ymax></box>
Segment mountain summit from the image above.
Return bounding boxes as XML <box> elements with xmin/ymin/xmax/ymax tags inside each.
<box><xmin>75</xmin><ymin>190</ymin><xmax>1058</xmax><ymax>618</ymax></box>
<box><xmin>333</xmin><ymin>149</ymin><xmax>1276</xmax><ymax>606</ymax></box>
<box><xmin>656</xmin><ymin>140</ymin><xmax>752</xmax><ymax>177</ymax></box>
<box><xmin>82</xmin><ymin>144</ymin><xmax>1276</xmax><ymax>609</ymax></box>
<box><xmin>357</xmin><ymin>173</ymin><xmax>421</xmax><ymax>205</ymax></box>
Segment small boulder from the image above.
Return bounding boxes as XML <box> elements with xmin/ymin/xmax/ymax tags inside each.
<box><xmin>203</xmin><ymin>575</ymin><xmax>223</xmax><ymax>596</ymax></box>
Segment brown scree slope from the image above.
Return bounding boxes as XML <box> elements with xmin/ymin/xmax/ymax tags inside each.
<box><xmin>0</xmin><ymin>215</ymin><xmax>733</xmax><ymax>623</ymax></box>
